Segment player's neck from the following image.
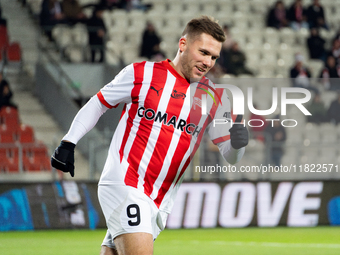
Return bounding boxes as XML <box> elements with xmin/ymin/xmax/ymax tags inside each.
<box><xmin>170</xmin><ymin>56</ymin><xmax>188</xmax><ymax>82</ymax></box>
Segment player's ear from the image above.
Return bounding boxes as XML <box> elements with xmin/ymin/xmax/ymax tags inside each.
<box><xmin>179</xmin><ymin>37</ymin><xmax>187</xmax><ymax>53</ymax></box>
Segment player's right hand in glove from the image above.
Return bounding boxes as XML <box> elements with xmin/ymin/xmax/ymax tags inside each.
<box><xmin>51</xmin><ymin>141</ymin><xmax>76</xmax><ymax>177</ymax></box>
<box><xmin>229</xmin><ymin>115</ymin><xmax>249</xmax><ymax>149</ymax></box>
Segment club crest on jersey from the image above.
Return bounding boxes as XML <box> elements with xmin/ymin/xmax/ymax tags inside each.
<box><xmin>171</xmin><ymin>90</ymin><xmax>186</xmax><ymax>100</ymax></box>
<box><xmin>137</xmin><ymin>106</ymin><xmax>201</xmax><ymax>137</ymax></box>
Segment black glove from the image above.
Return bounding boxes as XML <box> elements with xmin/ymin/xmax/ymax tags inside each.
<box><xmin>229</xmin><ymin>115</ymin><xmax>249</xmax><ymax>149</ymax></box>
<box><xmin>51</xmin><ymin>141</ymin><xmax>76</xmax><ymax>177</ymax></box>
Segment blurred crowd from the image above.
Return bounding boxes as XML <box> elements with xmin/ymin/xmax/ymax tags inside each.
<box><xmin>39</xmin><ymin>0</ymin><xmax>153</xmax><ymax>62</ymax></box>
<box><xmin>266</xmin><ymin>0</ymin><xmax>327</xmax><ymax>30</ymax></box>
<box><xmin>35</xmin><ymin>0</ymin><xmax>340</xmax><ymax>85</ymax></box>
<box><xmin>0</xmin><ymin>73</ymin><xmax>16</xmax><ymax>110</ymax></box>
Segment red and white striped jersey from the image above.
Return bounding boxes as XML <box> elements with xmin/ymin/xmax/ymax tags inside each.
<box><xmin>97</xmin><ymin>59</ymin><xmax>231</xmax><ymax>213</ymax></box>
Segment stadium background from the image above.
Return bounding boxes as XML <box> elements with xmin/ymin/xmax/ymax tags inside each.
<box><xmin>1</xmin><ymin>0</ymin><xmax>340</xmax><ymax>254</ymax></box>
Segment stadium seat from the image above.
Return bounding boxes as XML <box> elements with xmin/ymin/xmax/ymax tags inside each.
<box><xmin>281</xmin><ymin>148</ymin><xmax>299</xmax><ymax>167</ymax></box>
<box><xmin>277</xmin><ymin>51</ymin><xmax>295</xmax><ymax>68</ymax></box>
<box><xmin>17</xmin><ymin>124</ymin><xmax>34</xmax><ymax>143</ymax></box>
<box><xmin>233</xmin><ymin>0</ymin><xmax>252</xmax><ymax>13</ymax></box>
<box><xmin>64</xmin><ymin>45</ymin><xmax>85</xmax><ymax>63</ymax></box>
<box><xmin>31</xmin><ymin>144</ymin><xmax>52</xmax><ymax>171</ymax></box>
<box><xmin>0</xmin><ymin>146</ymin><xmax>19</xmax><ymax>172</ymax></box>
<box><xmin>0</xmin><ymin>25</ymin><xmax>9</xmax><ymax>50</ymax></box>
<box><xmin>21</xmin><ymin>143</ymin><xmax>51</xmax><ymax>171</ymax></box>
<box><xmin>72</xmin><ymin>24</ymin><xmax>89</xmax><ymax>47</ymax></box>
<box><xmin>167</xmin><ymin>2</ymin><xmax>184</xmax><ymax>14</ymax></box>
<box><xmin>122</xmin><ymin>47</ymin><xmax>139</xmax><ymax>65</ymax></box>
<box><xmin>52</xmin><ymin>25</ymin><xmax>73</xmax><ymax>49</ymax></box>
<box><xmin>0</xmin><ymin>148</ymin><xmax>7</xmax><ymax>168</ymax></box>
<box><xmin>0</xmin><ymin>146</ymin><xmax>20</xmax><ymax>173</ymax></box>
<box><xmin>308</xmin><ymin>60</ymin><xmax>324</xmax><ymax>78</ymax></box>
<box><xmin>111</xmin><ymin>9</ymin><xmax>129</xmax><ymax>28</ymax></box>
<box><xmin>300</xmin><ymin>147</ymin><xmax>320</xmax><ymax>165</ymax></box>
<box><xmin>105</xmin><ymin>41</ymin><xmax>122</xmax><ymax>65</ymax></box>
<box><xmin>0</xmin><ymin>106</ymin><xmax>20</xmax><ymax>128</ymax></box>
<box><xmin>6</xmin><ymin>42</ymin><xmax>22</xmax><ymax>62</ymax></box>
<box><xmin>150</xmin><ymin>2</ymin><xmax>168</xmax><ymax>13</ymax></box>
<box><xmin>127</xmin><ymin>11</ymin><xmax>147</xmax><ymax>33</ymax></box>
<box><xmin>263</xmin><ymin>28</ymin><xmax>280</xmax><ymax>45</ymax></box>
<box><xmin>304</xmin><ymin>123</ymin><xmax>321</xmax><ymax>144</ymax></box>
<box><xmin>102</xmin><ymin>10</ymin><xmax>112</xmax><ymax>28</ymax></box>
<box><xmin>201</xmin><ymin>3</ymin><xmax>217</xmax><ymax>15</ymax></box>
<box><xmin>279</xmin><ymin>28</ymin><xmax>296</xmax><ymax>45</ymax></box>
<box><xmin>0</xmin><ymin>125</ymin><xmax>15</xmax><ymax>143</ymax></box>
<box><xmin>295</xmin><ymin>28</ymin><xmax>309</xmax><ymax>45</ymax></box>
<box><xmin>4</xmin><ymin>161</ymin><xmax>19</xmax><ymax>173</ymax></box>
<box><xmin>231</xmin><ymin>12</ymin><xmax>250</xmax><ymax>29</ymax></box>
<box><xmin>246</xmin><ymin>31</ymin><xmax>263</xmax><ymax>47</ymax></box>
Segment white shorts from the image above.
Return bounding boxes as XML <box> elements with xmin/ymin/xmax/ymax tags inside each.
<box><xmin>98</xmin><ymin>185</ymin><xmax>168</xmax><ymax>249</ymax></box>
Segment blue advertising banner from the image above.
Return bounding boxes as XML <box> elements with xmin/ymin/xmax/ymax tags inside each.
<box><xmin>1</xmin><ymin>181</ymin><xmax>340</xmax><ymax>231</ymax></box>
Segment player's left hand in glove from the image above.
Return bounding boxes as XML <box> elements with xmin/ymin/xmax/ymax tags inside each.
<box><xmin>229</xmin><ymin>115</ymin><xmax>249</xmax><ymax>149</ymax></box>
<box><xmin>51</xmin><ymin>141</ymin><xmax>76</xmax><ymax>177</ymax></box>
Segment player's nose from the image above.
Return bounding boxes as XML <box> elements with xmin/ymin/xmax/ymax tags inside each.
<box><xmin>202</xmin><ymin>57</ymin><xmax>213</xmax><ymax>69</ymax></box>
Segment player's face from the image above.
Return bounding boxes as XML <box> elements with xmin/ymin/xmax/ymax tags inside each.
<box><xmin>179</xmin><ymin>33</ymin><xmax>222</xmax><ymax>81</ymax></box>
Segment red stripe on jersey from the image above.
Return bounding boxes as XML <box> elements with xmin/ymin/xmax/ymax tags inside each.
<box><xmin>121</xmin><ymin>62</ymin><xmax>145</xmax><ymax>187</ymax></box>
<box><xmin>97</xmin><ymin>91</ymin><xmax>115</xmax><ymax>109</ymax></box>
<box><xmin>143</xmin><ymin>77</ymin><xmax>188</xmax><ymax>197</ymax></box>
<box><xmin>173</xmin><ymin>86</ymin><xmax>223</xmax><ymax>186</ymax></box>
<box><xmin>125</xmin><ymin>62</ymin><xmax>166</xmax><ymax>188</ymax></box>
<box><xmin>153</xmin><ymin>130</ymin><xmax>190</xmax><ymax>207</ymax></box>
<box><xmin>154</xmin><ymin>84</ymin><xmax>204</xmax><ymax>206</ymax></box>
<box><xmin>212</xmin><ymin>135</ymin><xmax>230</xmax><ymax>144</ymax></box>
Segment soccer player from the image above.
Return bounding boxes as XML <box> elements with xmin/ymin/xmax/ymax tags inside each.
<box><xmin>51</xmin><ymin>16</ymin><xmax>248</xmax><ymax>255</ymax></box>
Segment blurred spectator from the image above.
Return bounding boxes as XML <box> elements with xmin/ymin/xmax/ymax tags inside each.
<box><xmin>219</xmin><ymin>42</ymin><xmax>254</xmax><ymax>76</ymax></box>
<box><xmin>290</xmin><ymin>53</ymin><xmax>319</xmax><ymax>93</ymax></box>
<box><xmin>327</xmin><ymin>92</ymin><xmax>340</xmax><ymax>125</ymax></box>
<box><xmin>140</xmin><ymin>21</ymin><xmax>165</xmax><ymax>60</ymax></box>
<box><xmin>319</xmin><ymin>55</ymin><xmax>340</xmax><ymax>90</ymax></box>
<box><xmin>307</xmin><ymin>0</ymin><xmax>328</xmax><ymax>29</ymax></box>
<box><xmin>288</xmin><ymin>0</ymin><xmax>308</xmax><ymax>30</ymax></box>
<box><xmin>0</xmin><ymin>2</ymin><xmax>7</xmax><ymax>26</ymax></box>
<box><xmin>222</xmin><ymin>24</ymin><xmax>234</xmax><ymax>50</ymax></box>
<box><xmin>265</xmin><ymin>116</ymin><xmax>286</xmax><ymax>166</ymax></box>
<box><xmin>307</xmin><ymin>93</ymin><xmax>328</xmax><ymax>124</ymax></box>
<box><xmin>87</xmin><ymin>6</ymin><xmax>106</xmax><ymax>63</ymax></box>
<box><xmin>39</xmin><ymin>0</ymin><xmax>67</xmax><ymax>39</ymax></box>
<box><xmin>99</xmin><ymin>0</ymin><xmax>127</xmax><ymax>10</ymax></box>
<box><xmin>266</xmin><ymin>1</ymin><xmax>289</xmax><ymax>29</ymax></box>
<box><xmin>61</xmin><ymin>0</ymin><xmax>88</xmax><ymax>25</ymax></box>
<box><xmin>307</xmin><ymin>28</ymin><xmax>326</xmax><ymax>61</ymax></box>
<box><xmin>0</xmin><ymin>75</ymin><xmax>17</xmax><ymax>109</ymax></box>
<box><xmin>329</xmin><ymin>39</ymin><xmax>340</xmax><ymax>65</ymax></box>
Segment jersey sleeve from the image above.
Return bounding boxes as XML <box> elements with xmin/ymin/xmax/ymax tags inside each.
<box><xmin>97</xmin><ymin>64</ymin><xmax>135</xmax><ymax>108</ymax></box>
<box><xmin>207</xmin><ymin>89</ymin><xmax>232</xmax><ymax>144</ymax></box>
<box><xmin>206</xmin><ymin>89</ymin><xmax>245</xmax><ymax>164</ymax></box>
<box><xmin>62</xmin><ymin>96</ymin><xmax>109</xmax><ymax>144</ymax></box>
